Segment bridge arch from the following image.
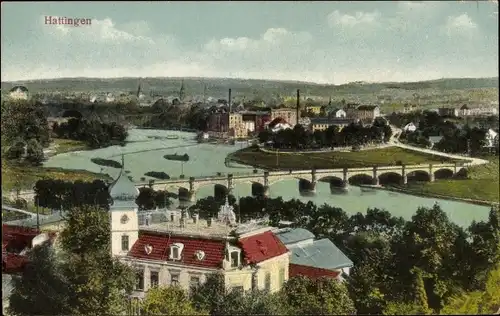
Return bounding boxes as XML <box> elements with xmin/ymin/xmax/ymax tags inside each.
<box><xmin>434</xmin><ymin>167</ymin><xmax>455</xmax><ymax>180</ymax></box>
<box><xmin>348</xmin><ymin>174</ymin><xmax>374</xmax><ymax>185</ymax></box>
<box><xmin>407</xmin><ymin>170</ymin><xmax>431</xmax><ymax>182</ymax></box>
<box><xmin>318</xmin><ymin>176</ymin><xmax>344</xmax><ymax>187</ymax></box>
<box><xmin>378</xmin><ymin>172</ymin><xmax>404</xmax><ymax>186</ymax></box>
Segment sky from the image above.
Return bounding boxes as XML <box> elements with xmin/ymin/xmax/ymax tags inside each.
<box><xmin>1</xmin><ymin>1</ymin><xmax>498</xmax><ymax>84</ymax></box>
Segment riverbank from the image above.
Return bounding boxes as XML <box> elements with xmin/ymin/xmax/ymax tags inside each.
<box><xmin>229</xmin><ymin>146</ymin><xmax>463</xmax><ymax>170</ymax></box>
<box><xmin>361</xmin><ymin>184</ymin><xmax>498</xmax><ymax>207</ymax></box>
<box><xmin>2</xmin><ymin>138</ymin><xmax>108</xmax><ymax>193</ymax></box>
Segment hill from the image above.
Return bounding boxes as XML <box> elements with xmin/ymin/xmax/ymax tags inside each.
<box><xmin>1</xmin><ymin>77</ymin><xmax>498</xmax><ymax>107</ymax></box>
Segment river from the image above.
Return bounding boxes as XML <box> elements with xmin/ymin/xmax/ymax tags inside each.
<box><xmin>44</xmin><ymin>129</ymin><xmax>491</xmax><ymax>228</ymax></box>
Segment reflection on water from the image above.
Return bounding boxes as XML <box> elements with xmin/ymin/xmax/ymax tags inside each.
<box><xmin>44</xmin><ymin>129</ymin><xmax>491</xmax><ymax>228</ymax></box>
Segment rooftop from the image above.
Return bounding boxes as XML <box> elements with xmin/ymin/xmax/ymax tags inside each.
<box><xmin>310</xmin><ymin>117</ymin><xmax>354</xmax><ymax>125</ymax></box>
<box><xmin>109</xmin><ymin>156</ymin><xmax>139</xmax><ymax>208</ymax></box>
<box><xmin>357</xmin><ymin>105</ymin><xmax>379</xmax><ymax>111</ymax></box>
<box><xmin>9</xmin><ymin>86</ymin><xmax>28</xmax><ymax>93</ymax></box>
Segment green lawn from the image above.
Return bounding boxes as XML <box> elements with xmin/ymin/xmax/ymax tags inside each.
<box><xmin>406</xmin><ymin>157</ymin><xmax>499</xmax><ymax>203</ymax></box>
<box><xmin>230</xmin><ymin>146</ymin><xmax>463</xmax><ymax>170</ymax></box>
<box><xmin>1</xmin><ymin>159</ymin><xmax>110</xmax><ymax>193</ymax></box>
<box><xmin>50</xmin><ymin>138</ymin><xmax>89</xmax><ymax>155</ymax></box>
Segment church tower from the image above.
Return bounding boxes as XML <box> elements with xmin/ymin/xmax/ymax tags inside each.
<box><xmin>109</xmin><ymin>155</ymin><xmax>140</xmax><ymax>257</ymax></box>
<box><xmin>179</xmin><ymin>79</ymin><xmax>185</xmax><ymax>102</ymax></box>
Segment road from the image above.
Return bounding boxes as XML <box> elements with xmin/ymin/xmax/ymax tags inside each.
<box><xmin>388</xmin><ymin>124</ymin><xmax>488</xmax><ymax>166</ymax></box>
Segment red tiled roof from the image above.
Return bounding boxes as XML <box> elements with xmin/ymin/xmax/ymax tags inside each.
<box><xmin>3</xmin><ymin>224</ymin><xmax>39</xmax><ymax>237</ymax></box>
<box><xmin>3</xmin><ymin>253</ymin><xmax>30</xmax><ymax>274</ymax></box>
<box><xmin>128</xmin><ymin>232</ymin><xmax>225</xmax><ymax>269</ymax></box>
<box><xmin>238</xmin><ymin>231</ymin><xmax>288</xmax><ymax>264</ymax></box>
<box><xmin>289</xmin><ymin>264</ymin><xmax>340</xmax><ymax>280</ymax></box>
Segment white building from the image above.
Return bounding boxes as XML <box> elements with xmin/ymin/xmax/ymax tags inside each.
<box><xmin>329</xmin><ymin>108</ymin><xmax>347</xmax><ymax>118</ymax></box>
<box><xmin>403</xmin><ymin>122</ymin><xmax>417</xmax><ymax>132</ymax></box>
<box><xmin>8</xmin><ymin>86</ymin><xmax>29</xmax><ymax>100</ymax></box>
<box><xmin>106</xmin><ymin>93</ymin><xmax>115</xmax><ymax>103</ymax></box>
<box><xmin>484</xmin><ymin>129</ymin><xmax>498</xmax><ymax>148</ymax></box>
<box><xmin>108</xmin><ymin>165</ymin><xmax>291</xmax><ymax>298</ymax></box>
<box><xmin>243</xmin><ymin>120</ymin><xmax>255</xmax><ymax>133</ymax></box>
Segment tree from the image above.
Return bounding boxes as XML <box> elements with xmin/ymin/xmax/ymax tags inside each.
<box><xmin>141</xmin><ymin>286</ymin><xmax>206</xmax><ymax>315</ymax></box>
<box><xmin>440</xmin><ymin>264</ymin><xmax>500</xmax><ymax>315</ymax></box>
<box><xmin>8</xmin><ymin>242</ymin><xmax>72</xmax><ymax>316</ymax></box>
<box><xmin>280</xmin><ymin>276</ymin><xmax>356</xmax><ymax>315</ymax></box>
<box><xmin>25</xmin><ymin>139</ymin><xmax>44</xmax><ymax>165</ymax></box>
<box><xmin>5</xmin><ymin>139</ymin><xmax>26</xmax><ymax>160</ymax></box>
<box><xmin>1</xmin><ymin>100</ymin><xmax>51</xmax><ymax>148</ymax></box>
<box><xmin>60</xmin><ymin>204</ymin><xmax>135</xmax><ymax>316</ymax></box>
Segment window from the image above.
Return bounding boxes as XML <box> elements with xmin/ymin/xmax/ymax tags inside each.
<box><xmin>135</xmin><ymin>270</ymin><xmax>144</xmax><ymax>291</ymax></box>
<box><xmin>189</xmin><ymin>276</ymin><xmax>200</xmax><ymax>291</ymax></box>
<box><xmin>169</xmin><ymin>243</ymin><xmax>184</xmax><ymax>260</ymax></box>
<box><xmin>150</xmin><ymin>271</ymin><xmax>159</xmax><ymax>288</ymax></box>
<box><xmin>264</xmin><ymin>272</ymin><xmax>271</xmax><ymax>291</ymax></box>
<box><xmin>172</xmin><ymin>247</ymin><xmax>179</xmax><ymax>259</ymax></box>
<box><xmin>170</xmin><ymin>272</ymin><xmax>180</xmax><ymax>285</ymax></box>
<box><xmin>230</xmin><ymin>251</ymin><xmax>240</xmax><ymax>268</ymax></box>
<box><xmin>121</xmin><ymin>235</ymin><xmax>129</xmax><ymax>251</ymax></box>
<box><xmin>279</xmin><ymin>267</ymin><xmax>285</xmax><ymax>287</ymax></box>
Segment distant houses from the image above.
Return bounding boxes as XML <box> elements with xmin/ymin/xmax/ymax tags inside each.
<box><xmin>439</xmin><ymin>105</ymin><xmax>498</xmax><ymax>118</ymax></box>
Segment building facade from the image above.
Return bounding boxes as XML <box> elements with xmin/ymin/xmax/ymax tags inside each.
<box><xmin>271</xmin><ymin>108</ymin><xmax>297</xmax><ymax>127</ymax></box>
<box><xmin>207</xmin><ymin>113</ymin><xmax>248</xmax><ymax>139</ymax></box>
<box><xmin>310</xmin><ymin>118</ymin><xmax>355</xmax><ymax>132</ymax></box>
<box><xmin>355</xmin><ymin>105</ymin><xmax>380</xmax><ymax>120</ymax></box>
<box><xmin>108</xmin><ymin>170</ymin><xmax>290</xmax><ymax>297</ymax></box>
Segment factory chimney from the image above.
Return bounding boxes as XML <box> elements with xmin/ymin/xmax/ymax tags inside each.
<box><xmin>228</xmin><ymin>89</ymin><xmax>232</xmax><ymax>113</ymax></box>
<box><xmin>296</xmin><ymin>89</ymin><xmax>300</xmax><ymax>126</ymax></box>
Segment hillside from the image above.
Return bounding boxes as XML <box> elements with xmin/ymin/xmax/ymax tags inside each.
<box><xmin>1</xmin><ymin>77</ymin><xmax>498</xmax><ymax>108</ymax></box>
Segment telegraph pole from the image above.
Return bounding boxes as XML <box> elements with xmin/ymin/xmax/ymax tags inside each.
<box><xmin>36</xmin><ymin>196</ymin><xmax>40</xmax><ymax>231</ymax></box>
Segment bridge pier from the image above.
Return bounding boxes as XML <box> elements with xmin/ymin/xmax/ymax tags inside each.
<box><xmin>263</xmin><ymin>171</ymin><xmax>270</xmax><ymax>197</ymax></box>
<box><xmin>227</xmin><ymin>174</ymin><xmax>234</xmax><ymax>196</ymax></box>
<box><xmin>372</xmin><ymin>167</ymin><xmax>379</xmax><ymax>186</ymax></box>
<box><xmin>342</xmin><ymin>168</ymin><xmax>350</xmax><ymax>191</ymax></box>
<box><xmin>401</xmin><ymin>166</ymin><xmax>408</xmax><ymax>185</ymax></box>
<box><xmin>429</xmin><ymin>164</ymin><xmax>435</xmax><ymax>182</ymax></box>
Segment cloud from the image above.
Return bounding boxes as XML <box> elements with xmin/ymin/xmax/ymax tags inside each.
<box><xmin>443</xmin><ymin>13</ymin><xmax>478</xmax><ymax>37</ymax></box>
<box><xmin>327</xmin><ymin>10</ymin><xmax>380</xmax><ymax>28</ymax></box>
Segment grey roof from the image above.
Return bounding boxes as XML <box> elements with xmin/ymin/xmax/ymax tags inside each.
<box><xmin>275</xmin><ymin>228</ymin><xmax>315</xmax><ymax>245</ymax></box>
<box><xmin>310</xmin><ymin>118</ymin><xmax>354</xmax><ymax>125</ymax></box>
<box><xmin>288</xmin><ymin>238</ymin><xmax>354</xmax><ymax>270</ymax></box>
<box><xmin>357</xmin><ymin>105</ymin><xmax>378</xmax><ymax>111</ymax></box>
<box><xmin>9</xmin><ymin>85</ymin><xmax>28</xmax><ymax>93</ymax></box>
<box><xmin>109</xmin><ymin>169</ymin><xmax>139</xmax><ymax>207</ymax></box>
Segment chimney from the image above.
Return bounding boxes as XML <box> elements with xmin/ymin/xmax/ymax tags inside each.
<box><xmin>193</xmin><ymin>214</ymin><xmax>199</xmax><ymax>224</ymax></box>
<box><xmin>207</xmin><ymin>217</ymin><xmax>212</xmax><ymax>227</ymax></box>
<box><xmin>228</xmin><ymin>89</ymin><xmax>232</xmax><ymax>113</ymax></box>
<box><xmin>296</xmin><ymin>89</ymin><xmax>300</xmax><ymax>125</ymax></box>
<box><xmin>170</xmin><ymin>213</ymin><xmax>175</xmax><ymax>222</ymax></box>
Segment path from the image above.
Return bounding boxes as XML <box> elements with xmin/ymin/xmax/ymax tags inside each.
<box><xmin>2</xmin><ymin>204</ymin><xmax>50</xmax><ymax>220</ymax></box>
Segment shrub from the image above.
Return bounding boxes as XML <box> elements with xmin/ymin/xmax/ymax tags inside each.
<box><xmin>91</xmin><ymin>158</ymin><xmax>122</xmax><ymax>169</ymax></box>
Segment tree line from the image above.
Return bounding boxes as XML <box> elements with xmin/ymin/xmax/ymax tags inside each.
<box><xmin>2</xmin><ymin>100</ymin><xmax>51</xmax><ymax>165</ymax></box>
<box><xmin>52</xmin><ymin>117</ymin><xmax>128</xmax><ymax>149</ymax></box>
<box><xmin>390</xmin><ymin>111</ymin><xmax>497</xmax><ymax>155</ymax></box>
<box><xmin>258</xmin><ymin>118</ymin><xmax>392</xmax><ymax>150</ymax></box>
<box><xmin>188</xmin><ymin>194</ymin><xmax>500</xmax><ymax>315</ymax></box>
<box><xmin>33</xmin><ymin>179</ymin><xmax>172</xmax><ymax>211</ymax></box>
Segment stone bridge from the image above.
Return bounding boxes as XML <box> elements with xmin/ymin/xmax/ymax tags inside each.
<box><xmin>138</xmin><ymin>163</ymin><xmax>465</xmax><ymax>201</ymax></box>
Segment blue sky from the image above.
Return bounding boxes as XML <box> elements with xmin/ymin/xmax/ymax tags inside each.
<box><xmin>1</xmin><ymin>1</ymin><xmax>498</xmax><ymax>84</ymax></box>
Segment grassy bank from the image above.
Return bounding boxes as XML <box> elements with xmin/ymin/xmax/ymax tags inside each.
<box><xmin>405</xmin><ymin>156</ymin><xmax>499</xmax><ymax>203</ymax></box>
<box><xmin>2</xmin><ymin>138</ymin><xmax>107</xmax><ymax>193</ymax></box>
<box><xmin>1</xmin><ymin>160</ymin><xmax>110</xmax><ymax>193</ymax></box>
<box><xmin>230</xmin><ymin>146</ymin><xmax>463</xmax><ymax>170</ymax></box>
<box><xmin>50</xmin><ymin>138</ymin><xmax>89</xmax><ymax>155</ymax></box>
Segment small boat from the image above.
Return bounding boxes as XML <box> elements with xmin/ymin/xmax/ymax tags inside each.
<box><xmin>163</xmin><ymin>153</ymin><xmax>189</xmax><ymax>162</ymax></box>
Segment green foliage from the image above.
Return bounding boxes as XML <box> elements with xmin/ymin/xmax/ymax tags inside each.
<box><xmin>141</xmin><ymin>286</ymin><xmax>206</xmax><ymax>315</ymax></box>
<box><xmin>280</xmin><ymin>276</ymin><xmax>356</xmax><ymax>315</ymax></box>
<box><xmin>91</xmin><ymin>157</ymin><xmax>123</xmax><ymax>169</ymax></box>
<box><xmin>25</xmin><ymin>139</ymin><xmax>44</xmax><ymax>165</ymax></box>
<box><xmin>8</xmin><ymin>242</ymin><xmax>72</xmax><ymax>316</ymax></box>
<box><xmin>53</xmin><ymin>118</ymin><xmax>127</xmax><ymax>149</ymax></box>
<box><xmin>1</xmin><ymin>100</ymin><xmax>51</xmax><ymax>148</ymax></box>
<box><xmin>61</xmin><ymin>205</ymin><xmax>135</xmax><ymax>316</ymax></box>
<box><xmin>441</xmin><ymin>264</ymin><xmax>500</xmax><ymax>315</ymax></box>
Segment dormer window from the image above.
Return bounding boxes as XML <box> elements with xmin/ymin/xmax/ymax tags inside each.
<box><xmin>226</xmin><ymin>246</ymin><xmax>241</xmax><ymax>268</ymax></box>
<box><xmin>169</xmin><ymin>243</ymin><xmax>184</xmax><ymax>260</ymax></box>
